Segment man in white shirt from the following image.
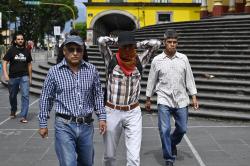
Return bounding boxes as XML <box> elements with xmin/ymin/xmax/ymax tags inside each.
<box><xmin>145</xmin><ymin>29</ymin><xmax>199</xmax><ymax>166</ymax></box>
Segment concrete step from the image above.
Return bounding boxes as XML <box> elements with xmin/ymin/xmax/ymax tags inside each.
<box><xmin>28</xmin><ymin>16</ymin><xmax>250</xmax><ymax>121</ymax></box>
<box><xmin>140</xmin><ymin>25</ymin><xmax>250</xmax><ymax>33</ymax></box>
<box><xmin>140</xmin><ymin>17</ymin><xmax>250</xmax><ymax>30</ymax></box>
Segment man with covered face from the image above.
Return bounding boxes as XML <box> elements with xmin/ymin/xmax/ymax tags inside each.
<box><xmin>98</xmin><ymin>31</ymin><xmax>161</xmax><ymax>166</ymax></box>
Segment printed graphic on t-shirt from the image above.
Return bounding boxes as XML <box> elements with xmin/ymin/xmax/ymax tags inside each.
<box><xmin>14</xmin><ymin>53</ymin><xmax>27</xmax><ymax>61</ymax></box>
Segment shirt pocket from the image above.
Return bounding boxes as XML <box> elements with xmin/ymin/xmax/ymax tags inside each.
<box><xmin>111</xmin><ymin>73</ymin><xmax>124</xmax><ymax>85</ymax></box>
<box><xmin>131</xmin><ymin>72</ymin><xmax>141</xmax><ymax>87</ymax></box>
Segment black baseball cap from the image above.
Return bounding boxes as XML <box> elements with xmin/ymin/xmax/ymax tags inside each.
<box><xmin>64</xmin><ymin>35</ymin><xmax>83</xmax><ymax>46</ymax></box>
<box><xmin>118</xmin><ymin>31</ymin><xmax>136</xmax><ymax>46</ymax></box>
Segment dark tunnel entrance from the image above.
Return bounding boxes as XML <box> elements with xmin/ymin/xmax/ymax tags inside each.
<box><xmin>92</xmin><ymin>13</ymin><xmax>137</xmax><ymax>44</ymax></box>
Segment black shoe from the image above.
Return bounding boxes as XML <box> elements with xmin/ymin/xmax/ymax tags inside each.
<box><xmin>165</xmin><ymin>161</ymin><xmax>174</xmax><ymax>166</ymax></box>
<box><xmin>172</xmin><ymin>145</ymin><xmax>177</xmax><ymax>156</ymax></box>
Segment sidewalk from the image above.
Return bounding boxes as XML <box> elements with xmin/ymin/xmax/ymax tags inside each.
<box><xmin>0</xmin><ymin>50</ymin><xmax>250</xmax><ymax>166</ymax></box>
<box><xmin>0</xmin><ymin>83</ymin><xmax>250</xmax><ymax>166</ymax></box>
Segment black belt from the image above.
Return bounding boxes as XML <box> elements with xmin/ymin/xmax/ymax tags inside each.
<box><xmin>56</xmin><ymin>113</ymin><xmax>93</xmax><ymax>124</ymax></box>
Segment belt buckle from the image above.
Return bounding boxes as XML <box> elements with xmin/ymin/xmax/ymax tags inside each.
<box><xmin>75</xmin><ymin>117</ymin><xmax>84</xmax><ymax>123</ymax></box>
<box><xmin>127</xmin><ymin>105</ymin><xmax>130</xmax><ymax>111</ymax></box>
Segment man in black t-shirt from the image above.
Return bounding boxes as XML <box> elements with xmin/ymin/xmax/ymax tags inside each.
<box><xmin>2</xmin><ymin>32</ymin><xmax>32</xmax><ymax>123</ymax></box>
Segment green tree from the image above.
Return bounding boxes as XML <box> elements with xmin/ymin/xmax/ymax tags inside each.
<box><xmin>75</xmin><ymin>22</ymin><xmax>87</xmax><ymax>39</ymax></box>
<box><xmin>1</xmin><ymin>0</ymin><xmax>78</xmax><ymax>44</ymax></box>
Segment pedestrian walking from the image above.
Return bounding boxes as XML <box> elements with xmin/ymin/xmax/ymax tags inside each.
<box><xmin>38</xmin><ymin>35</ymin><xmax>106</xmax><ymax>166</ymax></box>
<box><xmin>145</xmin><ymin>29</ymin><xmax>199</xmax><ymax>166</ymax></box>
<box><xmin>2</xmin><ymin>32</ymin><xmax>32</xmax><ymax>123</ymax></box>
<box><xmin>98</xmin><ymin>31</ymin><xmax>161</xmax><ymax>166</ymax></box>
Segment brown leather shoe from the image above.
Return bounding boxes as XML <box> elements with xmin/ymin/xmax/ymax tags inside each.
<box><xmin>9</xmin><ymin>112</ymin><xmax>16</xmax><ymax>119</ymax></box>
<box><xmin>20</xmin><ymin>118</ymin><xmax>28</xmax><ymax>123</ymax></box>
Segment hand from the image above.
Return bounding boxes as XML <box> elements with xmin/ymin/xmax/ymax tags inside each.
<box><xmin>4</xmin><ymin>75</ymin><xmax>9</xmax><ymax>82</ymax></box>
<box><xmin>99</xmin><ymin>120</ymin><xmax>106</xmax><ymax>135</ymax></box>
<box><xmin>192</xmin><ymin>96</ymin><xmax>199</xmax><ymax>111</ymax></box>
<box><xmin>38</xmin><ymin>128</ymin><xmax>48</xmax><ymax>138</ymax></box>
<box><xmin>145</xmin><ymin>99</ymin><xmax>152</xmax><ymax>112</ymax></box>
<box><xmin>29</xmin><ymin>78</ymin><xmax>32</xmax><ymax>84</ymax></box>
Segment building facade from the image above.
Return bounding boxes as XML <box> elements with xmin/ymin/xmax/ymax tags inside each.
<box><xmin>84</xmin><ymin>0</ymin><xmax>201</xmax><ymax>45</ymax></box>
<box><xmin>201</xmin><ymin>0</ymin><xmax>249</xmax><ymax>18</ymax></box>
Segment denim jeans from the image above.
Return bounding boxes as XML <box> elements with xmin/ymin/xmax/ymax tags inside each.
<box><xmin>157</xmin><ymin>104</ymin><xmax>188</xmax><ymax>162</ymax></box>
<box><xmin>8</xmin><ymin>75</ymin><xmax>30</xmax><ymax>118</ymax></box>
<box><xmin>55</xmin><ymin>116</ymin><xmax>94</xmax><ymax>166</ymax></box>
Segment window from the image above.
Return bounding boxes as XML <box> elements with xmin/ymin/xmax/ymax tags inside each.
<box><xmin>193</xmin><ymin>0</ymin><xmax>202</xmax><ymax>3</ymax></box>
<box><xmin>157</xmin><ymin>12</ymin><xmax>172</xmax><ymax>24</ymax></box>
<box><xmin>109</xmin><ymin>0</ymin><xmax>124</xmax><ymax>2</ymax></box>
<box><xmin>153</xmin><ymin>0</ymin><xmax>169</xmax><ymax>2</ymax></box>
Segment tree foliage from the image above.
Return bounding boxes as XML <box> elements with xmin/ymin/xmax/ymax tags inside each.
<box><xmin>0</xmin><ymin>0</ymin><xmax>78</xmax><ymax>43</ymax></box>
<box><xmin>75</xmin><ymin>22</ymin><xmax>87</xmax><ymax>39</ymax></box>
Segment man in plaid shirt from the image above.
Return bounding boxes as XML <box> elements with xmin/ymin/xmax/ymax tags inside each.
<box><xmin>98</xmin><ymin>31</ymin><xmax>161</xmax><ymax>166</ymax></box>
<box><xmin>39</xmin><ymin>35</ymin><xmax>106</xmax><ymax>166</ymax></box>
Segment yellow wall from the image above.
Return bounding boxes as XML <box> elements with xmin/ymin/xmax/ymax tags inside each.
<box><xmin>171</xmin><ymin>0</ymin><xmax>193</xmax><ymax>3</ymax></box>
<box><xmin>92</xmin><ymin>0</ymin><xmax>106</xmax><ymax>2</ymax></box>
<box><xmin>87</xmin><ymin>6</ymin><xmax>200</xmax><ymax>28</ymax></box>
<box><xmin>91</xmin><ymin>0</ymin><xmax>194</xmax><ymax>2</ymax></box>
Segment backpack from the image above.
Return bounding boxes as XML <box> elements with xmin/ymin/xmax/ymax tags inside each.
<box><xmin>104</xmin><ymin>55</ymin><xmax>143</xmax><ymax>103</ymax></box>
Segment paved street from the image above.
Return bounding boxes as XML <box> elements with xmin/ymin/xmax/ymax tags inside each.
<box><xmin>0</xmin><ymin>82</ymin><xmax>250</xmax><ymax>166</ymax></box>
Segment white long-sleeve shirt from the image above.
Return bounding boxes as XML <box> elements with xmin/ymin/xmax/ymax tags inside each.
<box><xmin>146</xmin><ymin>51</ymin><xmax>197</xmax><ymax>108</ymax></box>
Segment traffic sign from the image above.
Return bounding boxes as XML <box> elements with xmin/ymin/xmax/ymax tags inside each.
<box><xmin>54</xmin><ymin>26</ymin><xmax>61</xmax><ymax>36</ymax></box>
<box><xmin>24</xmin><ymin>1</ymin><xmax>40</xmax><ymax>5</ymax></box>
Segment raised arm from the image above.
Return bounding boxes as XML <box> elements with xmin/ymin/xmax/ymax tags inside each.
<box><xmin>137</xmin><ymin>39</ymin><xmax>161</xmax><ymax>68</ymax></box>
<box><xmin>97</xmin><ymin>36</ymin><xmax>118</xmax><ymax>68</ymax></box>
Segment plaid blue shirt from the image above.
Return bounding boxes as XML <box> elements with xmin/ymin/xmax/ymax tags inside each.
<box><xmin>39</xmin><ymin>59</ymin><xmax>105</xmax><ymax>128</ymax></box>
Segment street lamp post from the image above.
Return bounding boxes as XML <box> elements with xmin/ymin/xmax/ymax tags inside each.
<box><xmin>6</xmin><ymin>10</ymin><xmax>13</xmax><ymax>46</ymax></box>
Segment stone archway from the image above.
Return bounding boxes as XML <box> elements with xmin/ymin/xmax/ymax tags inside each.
<box><xmin>87</xmin><ymin>10</ymin><xmax>139</xmax><ymax>45</ymax></box>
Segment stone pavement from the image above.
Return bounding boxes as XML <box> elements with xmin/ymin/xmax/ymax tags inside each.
<box><xmin>0</xmin><ymin>83</ymin><xmax>250</xmax><ymax>166</ymax></box>
<box><xmin>1</xmin><ymin>51</ymin><xmax>250</xmax><ymax>166</ymax></box>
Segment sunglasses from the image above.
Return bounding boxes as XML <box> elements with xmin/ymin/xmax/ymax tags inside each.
<box><xmin>67</xmin><ymin>47</ymin><xmax>83</xmax><ymax>53</ymax></box>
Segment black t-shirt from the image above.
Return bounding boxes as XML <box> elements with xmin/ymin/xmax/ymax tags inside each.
<box><xmin>3</xmin><ymin>46</ymin><xmax>32</xmax><ymax>78</ymax></box>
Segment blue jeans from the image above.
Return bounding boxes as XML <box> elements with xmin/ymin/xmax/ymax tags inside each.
<box><xmin>55</xmin><ymin>116</ymin><xmax>94</xmax><ymax>166</ymax></box>
<box><xmin>8</xmin><ymin>76</ymin><xmax>30</xmax><ymax>118</ymax></box>
<box><xmin>157</xmin><ymin>104</ymin><xmax>188</xmax><ymax>162</ymax></box>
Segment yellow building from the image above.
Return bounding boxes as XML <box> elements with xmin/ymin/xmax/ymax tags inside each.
<box><xmin>84</xmin><ymin>0</ymin><xmax>201</xmax><ymax>45</ymax></box>
<box><xmin>200</xmin><ymin>0</ymin><xmax>248</xmax><ymax>18</ymax></box>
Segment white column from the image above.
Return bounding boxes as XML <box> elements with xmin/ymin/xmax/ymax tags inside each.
<box><xmin>200</xmin><ymin>0</ymin><xmax>209</xmax><ymax>19</ymax></box>
<box><xmin>201</xmin><ymin>0</ymin><xmax>207</xmax><ymax>7</ymax></box>
<box><xmin>228</xmin><ymin>0</ymin><xmax>236</xmax><ymax>12</ymax></box>
<box><xmin>86</xmin><ymin>29</ymin><xmax>93</xmax><ymax>46</ymax></box>
<box><xmin>214</xmin><ymin>0</ymin><xmax>223</xmax><ymax>6</ymax></box>
<box><xmin>245</xmin><ymin>0</ymin><xmax>250</xmax><ymax>13</ymax></box>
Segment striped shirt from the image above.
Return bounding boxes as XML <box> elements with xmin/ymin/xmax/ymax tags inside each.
<box><xmin>146</xmin><ymin>51</ymin><xmax>197</xmax><ymax>108</ymax></box>
<box><xmin>39</xmin><ymin>59</ymin><xmax>105</xmax><ymax>128</ymax></box>
<box><xmin>98</xmin><ymin>36</ymin><xmax>161</xmax><ymax>105</ymax></box>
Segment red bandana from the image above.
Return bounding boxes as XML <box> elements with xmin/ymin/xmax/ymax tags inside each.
<box><xmin>116</xmin><ymin>49</ymin><xmax>136</xmax><ymax>76</ymax></box>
